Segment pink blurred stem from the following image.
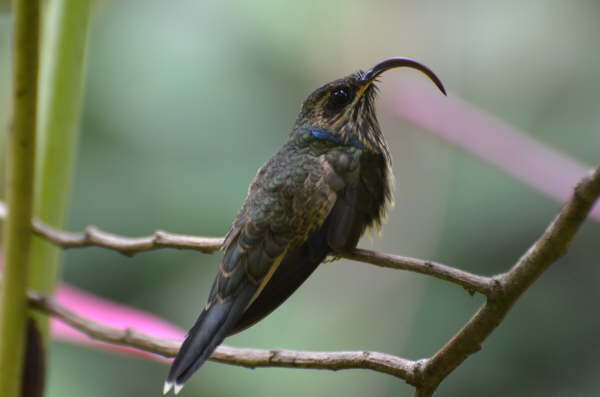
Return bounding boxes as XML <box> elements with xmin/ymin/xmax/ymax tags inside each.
<box><xmin>389</xmin><ymin>82</ymin><xmax>600</xmax><ymax>223</ymax></box>
<box><xmin>53</xmin><ymin>284</ymin><xmax>183</xmax><ymax>362</ymax></box>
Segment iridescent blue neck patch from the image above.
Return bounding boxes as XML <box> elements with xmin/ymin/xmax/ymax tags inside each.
<box><xmin>301</xmin><ymin>128</ymin><xmax>365</xmax><ymax>149</ymax></box>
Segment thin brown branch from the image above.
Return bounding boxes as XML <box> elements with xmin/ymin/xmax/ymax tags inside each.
<box><xmin>0</xmin><ymin>200</ymin><xmax>221</xmax><ymax>255</ymax></box>
<box><xmin>411</xmin><ymin>163</ymin><xmax>600</xmax><ymax>396</ymax></box>
<box><xmin>33</xmin><ymin>221</ymin><xmax>224</xmax><ymax>255</ymax></box>
<box><xmin>27</xmin><ymin>291</ymin><xmax>418</xmax><ymax>382</ymax></box>
<box><xmin>0</xmin><ymin>201</ymin><xmax>491</xmax><ymax>295</ymax></box>
<box><xmin>343</xmin><ymin>249</ymin><xmax>492</xmax><ymax>295</ymax></box>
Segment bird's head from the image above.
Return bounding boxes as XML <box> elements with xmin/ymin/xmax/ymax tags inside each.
<box><xmin>294</xmin><ymin>58</ymin><xmax>446</xmax><ymax>154</ymax></box>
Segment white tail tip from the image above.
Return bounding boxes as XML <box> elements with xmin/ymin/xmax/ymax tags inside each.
<box><xmin>174</xmin><ymin>383</ymin><xmax>184</xmax><ymax>395</ymax></box>
<box><xmin>163</xmin><ymin>381</ymin><xmax>173</xmax><ymax>395</ymax></box>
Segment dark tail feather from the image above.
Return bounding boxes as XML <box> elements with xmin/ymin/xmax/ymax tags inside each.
<box><xmin>165</xmin><ymin>285</ymin><xmax>256</xmax><ymax>394</ymax></box>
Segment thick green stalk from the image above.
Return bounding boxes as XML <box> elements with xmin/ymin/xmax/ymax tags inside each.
<box><xmin>29</xmin><ymin>0</ymin><xmax>92</xmax><ymax>342</ymax></box>
<box><xmin>0</xmin><ymin>1</ymin><xmax>41</xmax><ymax>397</ymax></box>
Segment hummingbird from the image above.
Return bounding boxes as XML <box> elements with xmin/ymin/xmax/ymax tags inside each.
<box><xmin>164</xmin><ymin>58</ymin><xmax>446</xmax><ymax>394</ymax></box>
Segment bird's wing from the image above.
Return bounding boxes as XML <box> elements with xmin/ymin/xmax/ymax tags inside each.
<box><xmin>166</xmin><ymin>151</ymin><xmax>340</xmax><ymax>390</ymax></box>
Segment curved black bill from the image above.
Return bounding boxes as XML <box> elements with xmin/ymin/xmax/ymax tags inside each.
<box><xmin>362</xmin><ymin>57</ymin><xmax>446</xmax><ymax>96</ymax></box>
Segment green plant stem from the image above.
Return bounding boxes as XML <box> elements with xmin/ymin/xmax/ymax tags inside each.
<box><xmin>29</xmin><ymin>0</ymin><xmax>93</xmax><ymax>344</ymax></box>
<box><xmin>0</xmin><ymin>1</ymin><xmax>41</xmax><ymax>397</ymax></box>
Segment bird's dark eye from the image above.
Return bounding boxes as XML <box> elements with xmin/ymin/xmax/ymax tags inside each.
<box><xmin>328</xmin><ymin>87</ymin><xmax>353</xmax><ymax>110</ymax></box>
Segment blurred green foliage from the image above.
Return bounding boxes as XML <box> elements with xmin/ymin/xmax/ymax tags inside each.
<box><xmin>1</xmin><ymin>0</ymin><xmax>599</xmax><ymax>396</ymax></box>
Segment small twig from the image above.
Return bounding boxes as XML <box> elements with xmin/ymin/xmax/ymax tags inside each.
<box><xmin>32</xmin><ymin>220</ymin><xmax>224</xmax><ymax>256</ymax></box>
<box><xmin>27</xmin><ymin>291</ymin><xmax>418</xmax><ymax>382</ymax></box>
<box><xmin>343</xmin><ymin>249</ymin><xmax>492</xmax><ymax>295</ymax></box>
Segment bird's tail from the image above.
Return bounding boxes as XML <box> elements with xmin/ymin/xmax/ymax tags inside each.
<box><xmin>163</xmin><ymin>285</ymin><xmax>256</xmax><ymax>395</ymax></box>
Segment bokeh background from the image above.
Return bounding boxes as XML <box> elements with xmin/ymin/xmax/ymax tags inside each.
<box><xmin>1</xmin><ymin>0</ymin><xmax>600</xmax><ymax>396</ymax></box>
